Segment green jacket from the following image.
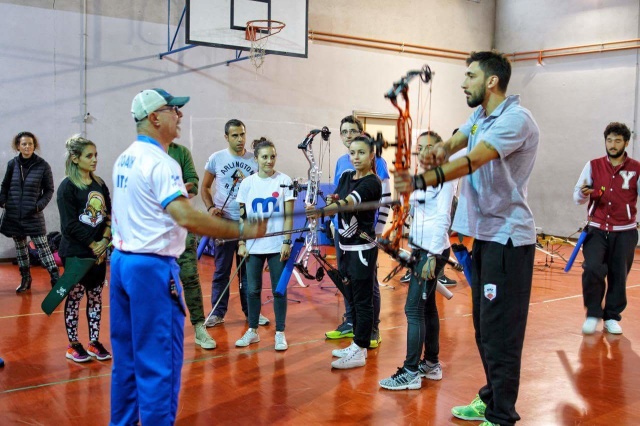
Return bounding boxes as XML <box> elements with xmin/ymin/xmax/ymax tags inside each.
<box><xmin>168</xmin><ymin>143</ymin><xmax>199</xmax><ymax>196</ymax></box>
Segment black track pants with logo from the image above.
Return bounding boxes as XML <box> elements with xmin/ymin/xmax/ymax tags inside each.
<box><xmin>471</xmin><ymin>239</ymin><xmax>534</xmax><ymax>426</ymax></box>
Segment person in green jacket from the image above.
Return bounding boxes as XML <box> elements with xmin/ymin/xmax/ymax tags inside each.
<box><xmin>168</xmin><ymin>142</ymin><xmax>217</xmax><ymax>350</ymax></box>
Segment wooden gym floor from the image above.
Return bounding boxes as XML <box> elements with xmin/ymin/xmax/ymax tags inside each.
<box><xmin>0</xmin><ymin>240</ymin><xmax>639</xmax><ymax>425</ymax></box>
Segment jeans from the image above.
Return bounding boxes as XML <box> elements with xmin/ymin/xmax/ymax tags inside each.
<box><xmin>403</xmin><ymin>248</ymin><xmax>449</xmax><ymax>371</ymax></box>
<box><xmin>246</xmin><ymin>253</ymin><xmax>287</xmax><ymax>331</ymax></box>
<box><xmin>211</xmin><ymin>240</ymin><xmax>248</xmax><ymax>318</ymax></box>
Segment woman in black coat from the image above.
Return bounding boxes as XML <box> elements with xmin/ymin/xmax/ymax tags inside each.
<box><xmin>0</xmin><ymin>131</ymin><xmax>59</xmax><ymax>292</ymax></box>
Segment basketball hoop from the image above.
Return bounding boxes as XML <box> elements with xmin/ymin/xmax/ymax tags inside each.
<box><xmin>245</xmin><ymin>20</ymin><xmax>286</xmax><ymax>72</ymax></box>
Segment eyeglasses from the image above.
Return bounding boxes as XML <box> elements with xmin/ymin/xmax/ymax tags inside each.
<box><xmin>340</xmin><ymin>129</ymin><xmax>361</xmax><ymax>136</ymax></box>
<box><xmin>155</xmin><ymin>106</ymin><xmax>180</xmax><ymax>115</ymax></box>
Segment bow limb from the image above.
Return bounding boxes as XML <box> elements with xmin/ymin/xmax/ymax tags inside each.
<box><xmin>381</xmin><ymin>88</ymin><xmax>413</xmax><ymax>254</ymax></box>
<box><xmin>379</xmin><ymin>66</ymin><xmax>433</xmax><ymax>262</ymax></box>
<box><xmin>295</xmin><ymin>129</ymin><xmax>326</xmax><ymax>279</ymax></box>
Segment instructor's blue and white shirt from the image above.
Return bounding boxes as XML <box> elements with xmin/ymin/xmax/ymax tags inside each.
<box><xmin>112</xmin><ymin>135</ymin><xmax>188</xmax><ymax>258</ymax></box>
<box><xmin>204</xmin><ymin>149</ymin><xmax>257</xmax><ymax>220</ymax></box>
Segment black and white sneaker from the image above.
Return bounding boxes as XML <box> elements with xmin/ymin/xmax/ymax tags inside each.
<box><xmin>438</xmin><ymin>274</ymin><xmax>457</xmax><ymax>287</ymax></box>
<box><xmin>379</xmin><ymin>367</ymin><xmax>422</xmax><ymax>390</ymax></box>
<box><xmin>400</xmin><ymin>269</ymin><xmax>412</xmax><ymax>283</ymax></box>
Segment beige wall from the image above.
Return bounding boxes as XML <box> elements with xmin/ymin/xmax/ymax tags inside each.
<box><xmin>0</xmin><ymin>1</ymin><xmax>485</xmax><ymax>256</ymax></box>
<box><xmin>495</xmin><ymin>0</ymin><xmax>640</xmax><ymax>236</ymax></box>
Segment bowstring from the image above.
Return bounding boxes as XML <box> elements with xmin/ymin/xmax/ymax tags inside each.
<box><xmin>412</xmin><ymin>71</ymin><xmax>434</xmax><ymax>281</ymax></box>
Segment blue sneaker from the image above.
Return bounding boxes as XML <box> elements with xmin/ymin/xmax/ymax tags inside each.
<box><xmin>0</xmin><ymin>356</ymin><xmax>4</xmax><ymax>367</ymax></box>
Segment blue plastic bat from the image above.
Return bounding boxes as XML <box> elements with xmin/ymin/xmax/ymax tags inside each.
<box><xmin>274</xmin><ymin>238</ymin><xmax>305</xmax><ymax>296</ymax></box>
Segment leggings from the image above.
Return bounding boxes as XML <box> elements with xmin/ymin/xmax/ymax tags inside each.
<box><xmin>64</xmin><ymin>282</ymin><xmax>104</xmax><ymax>342</ymax></box>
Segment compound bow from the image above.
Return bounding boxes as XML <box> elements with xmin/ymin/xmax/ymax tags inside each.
<box><xmin>293</xmin><ymin>127</ymin><xmax>331</xmax><ymax>281</ymax></box>
<box><xmin>375</xmin><ymin>65</ymin><xmax>433</xmax><ymax>267</ymax></box>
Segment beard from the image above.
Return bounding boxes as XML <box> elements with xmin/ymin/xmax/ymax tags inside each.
<box><xmin>466</xmin><ymin>86</ymin><xmax>486</xmax><ymax>108</ymax></box>
<box><xmin>607</xmin><ymin>149</ymin><xmax>625</xmax><ymax>159</ymax></box>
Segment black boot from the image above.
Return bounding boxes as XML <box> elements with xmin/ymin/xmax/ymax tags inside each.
<box><xmin>16</xmin><ymin>267</ymin><xmax>32</xmax><ymax>293</ymax></box>
<box><xmin>49</xmin><ymin>268</ymin><xmax>60</xmax><ymax>288</ymax></box>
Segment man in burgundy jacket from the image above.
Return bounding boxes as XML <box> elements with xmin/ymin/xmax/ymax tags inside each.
<box><xmin>573</xmin><ymin>121</ymin><xmax>640</xmax><ymax>335</ymax></box>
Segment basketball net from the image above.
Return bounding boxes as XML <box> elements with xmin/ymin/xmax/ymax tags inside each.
<box><xmin>249</xmin><ymin>36</ymin><xmax>268</xmax><ymax>72</ymax></box>
<box><xmin>245</xmin><ymin>20</ymin><xmax>286</xmax><ymax>73</ymax></box>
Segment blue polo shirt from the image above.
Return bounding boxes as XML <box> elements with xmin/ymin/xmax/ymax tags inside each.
<box><xmin>454</xmin><ymin>95</ymin><xmax>539</xmax><ymax>246</ymax></box>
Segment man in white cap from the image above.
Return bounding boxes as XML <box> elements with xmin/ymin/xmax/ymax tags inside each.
<box><xmin>109</xmin><ymin>88</ymin><xmax>266</xmax><ymax>426</ymax></box>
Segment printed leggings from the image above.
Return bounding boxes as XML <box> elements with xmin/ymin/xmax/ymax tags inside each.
<box><xmin>64</xmin><ymin>282</ymin><xmax>104</xmax><ymax>342</ymax></box>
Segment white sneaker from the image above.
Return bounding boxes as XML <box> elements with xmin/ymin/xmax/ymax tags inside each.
<box><xmin>332</xmin><ymin>341</ymin><xmax>360</xmax><ymax>358</ymax></box>
<box><xmin>259</xmin><ymin>314</ymin><xmax>270</xmax><ymax>326</ymax></box>
<box><xmin>275</xmin><ymin>331</ymin><xmax>288</xmax><ymax>351</ymax></box>
<box><xmin>331</xmin><ymin>343</ymin><xmax>367</xmax><ymax>369</ymax></box>
<box><xmin>604</xmin><ymin>319</ymin><xmax>623</xmax><ymax>335</ymax></box>
<box><xmin>194</xmin><ymin>322</ymin><xmax>217</xmax><ymax>350</ymax></box>
<box><xmin>235</xmin><ymin>328</ymin><xmax>260</xmax><ymax>347</ymax></box>
<box><xmin>582</xmin><ymin>317</ymin><xmax>599</xmax><ymax>335</ymax></box>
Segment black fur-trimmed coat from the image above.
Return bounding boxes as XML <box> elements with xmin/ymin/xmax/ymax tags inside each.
<box><xmin>0</xmin><ymin>154</ymin><xmax>54</xmax><ymax>237</ymax></box>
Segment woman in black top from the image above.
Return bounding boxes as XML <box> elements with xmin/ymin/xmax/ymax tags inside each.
<box><xmin>57</xmin><ymin>135</ymin><xmax>112</xmax><ymax>363</ymax></box>
<box><xmin>0</xmin><ymin>131</ymin><xmax>58</xmax><ymax>292</ymax></box>
<box><xmin>307</xmin><ymin>135</ymin><xmax>382</xmax><ymax>369</ymax></box>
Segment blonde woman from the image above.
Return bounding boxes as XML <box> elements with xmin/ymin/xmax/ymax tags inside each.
<box><xmin>57</xmin><ymin>135</ymin><xmax>112</xmax><ymax>362</ymax></box>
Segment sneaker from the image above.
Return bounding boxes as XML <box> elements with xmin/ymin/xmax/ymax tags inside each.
<box><xmin>479</xmin><ymin>422</ymin><xmax>499</xmax><ymax>426</ymax></box>
<box><xmin>369</xmin><ymin>329</ymin><xmax>382</xmax><ymax>349</ymax></box>
<box><xmin>194</xmin><ymin>322</ymin><xmax>217</xmax><ymax>350</ymax></box>
<box><xmin>379</xmin><ymin>367</ymin><xmax>422</xmax><ymax>390</ymax></box>
<box><xmin>275</xmin><ymin>331</ymin><xmax>288</xmax><ymax>351</ymax></box>
<box><xmin>325</xmin><ymin>319</ymin><xmax>354</xmax><ymax>339</ymax></box>
<box><xmin>438</xmin><ymin>274</ymin><xmax>457</xmax><ymax>286</ymax></box>
<box><xmin>0</xmin><ymin>356</ymin><xmax>5</xmax><ymax>367</ymax></box>
<box><xmin>582</xmin><ymin>317</ymin><xmax>599</xmax><ymax>335</ymax></box>
<box><xmin>418</xmin><ymin>360</ymin><xmax>442</xmax><ymax>380</ymax></box>
<box><xmin>400</xmin><ymin>269</ymin><xmax>412</xmax><ymax>283</ymax></box>
<box><xmin>205</xmin><ymin>314</ymin><xmax>225</xmax><ymax>328</ymax></box>
<box><xmin>332</xmin><ymin>343</ymin><xmax>355</xmax><ymax>358</ymax></box>
<box><xmin>604</xmin><ymin>319</ymin><xmax>623</xmax><ymax>335</ymax></box>
<box><xmin>87</xmin><ymin>340</ymin><xmax>112</xmax><ymax>361</ymax></box>
<box><xmin>259</xmin><ymin>314</ymin><xmax>270</xmax><ymax>326</ymax></box>
<box><xmin>235</xmin><ymin>328</ymin><xmax>260</xmax><ymax>347</ymax></box>
<box><xmin>66</xmin><ymin>342</ymin><xmax>92</xmax><ymax>363</ymax></box>
<box><xmin>331</xmin><ymin>342</ymin><xmax>367</xmax><ymax>369</ymax></box>
<box><xmin>451</xmin><ymin>394</ymin><xmax>487</xmax><ymax>421</ymax></box>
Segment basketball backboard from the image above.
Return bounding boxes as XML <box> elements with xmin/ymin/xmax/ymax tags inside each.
<box><xmin>186</xmin><ymin>0</ymin><xmax>308</xmax><ymax>58</ymax></box>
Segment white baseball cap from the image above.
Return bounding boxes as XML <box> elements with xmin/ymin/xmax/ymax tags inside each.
<box><xmin>131</xmin><ymin>88</ymin><xmax>190</xmax><ymax>122</ymax></box>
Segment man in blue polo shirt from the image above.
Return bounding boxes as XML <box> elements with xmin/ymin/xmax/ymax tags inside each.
<box><xmin>109</xmin><ymin>88</ymin><xmax>266</xmax><ymax>426</ymax></box>
<box><xmin>395</xmin><ymin>51</ymin><xmax>539</xmax><ymax>426</ymax></box>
